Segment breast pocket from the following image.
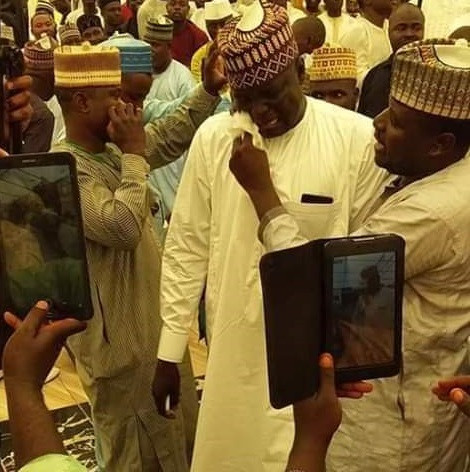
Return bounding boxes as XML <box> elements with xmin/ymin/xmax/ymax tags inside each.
<box><xmin>283</xmin><ymin>201</ymin><xmax>342</xmax><ymax>240</ymax></box>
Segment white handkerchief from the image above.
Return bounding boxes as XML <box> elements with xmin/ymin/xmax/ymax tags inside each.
<box><xmin>226</xmin><ymin>111</ymin><xmax>266</xmax><ymax>151</ymax></box>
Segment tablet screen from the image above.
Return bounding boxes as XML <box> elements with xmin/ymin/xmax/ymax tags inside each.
<box><xmin>331</xmin><ymin>251</ymin><xmax>396</xmax><ymax>369</ymax></box>
<box><xmin>0</xmin><ymin>162</ymin><xmax>90</xmax><ymax>318</ymax></box>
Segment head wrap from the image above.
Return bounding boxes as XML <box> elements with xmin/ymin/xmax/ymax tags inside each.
<box><xmin>308</xmin><ymin>46</ymin><xmax>357</xmax><ymax>82</ymax></box>
<box><xmin>58</xmin><ymin>23</ymin><xmax>82</xmax><ymax>45</ymax></box>
<box><xmin>24</xmin><ymin>36</ymin><xmax>58</xmax><ymax>71</ymax></box>
<box><xmin>143</xmin><ymin>15</ymin><xmax>174</xmax><ymax>43</ymax></box>
<box><xmin>391</xmin><ymin>38</ymin><xmax>470</xmax><ymax>120</ymax></box>
<box><xmin>54</xmin><ymin>42</ymin><xmax>121</xmax><ymax>88</ymax></box>
<box><xmin>101</xmin><ymin>33</ymin><xmax>152</xmax><ymax>74</ymax></box>
<box><xmin>205</xmin><ymin>0</ymin><xmax>236</xmax><ymax>21</ymax></box>
<box><xmin>77</xmin><ymin>14</ymin><xmax>104</xmax><ymax>34</ymax></box>
<box><xmin>218</xmin><ymin>0</ymin><xmax>298</xmax><ymax>90</ymax></box>
<box><xmin>35</xmin><ymin>0</ymin><xmax>55</xmax><ymax>16</ymax></box>
<box><xmin>98</xmin><ymin>0</ymin><xmax>121</xmax><ymax>9</ymax></box>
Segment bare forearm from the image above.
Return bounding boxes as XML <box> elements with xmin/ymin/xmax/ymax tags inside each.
<box><xmin>6</xmin><ymin>382</ymin><xmax>66</xmax><ymax>469</ymax></box>
<box><xmin>286</xmin><ymin>439</ymin><xmax>329</xmax><ymax>472</ymax></box>
<box><xmin>247</xmin><ymin>186</ymin><xmax>282</xmax><ymax>221</ymax></box>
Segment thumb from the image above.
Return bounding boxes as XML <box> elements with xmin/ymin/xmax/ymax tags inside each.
<box><xmin>318</xmin><ymin>353</ymin><xmax>336</xmax><ymax>399</ymax></box>
<box><xmin>20</xmin><ymin>301</ymin><xmax>50</xmax><ymax>334</ymax></box>
<box><xmin>450</xmin><ymin>388</ymin><xmax>470</xmax><ymax>417</ymax></box>
<box><xmin>45</xmin><ymin>319</ymin><xmax>87</xmax><ymax>343</ymax></box>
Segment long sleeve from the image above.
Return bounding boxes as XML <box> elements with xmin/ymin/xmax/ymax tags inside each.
<box><xmin>348</xmin><ymin>134</ymin><xmax>391</xmax><ymax>232</ymax></box>
<box><xmin>158</xmin><ymin>128</ymin><xmax>212</xmax><ymax>362</ymax></box>
<box><xmin>144</xmin><ymin>84</ymin><xmax>220</xmax><ymax>170</ymax></box>
<box><xmin>261</xmin><ymin>194</ymin><xmax>454</xmax><ymax>280</ymax></box>
<box><xmin>78</xmin><ymin>153</ymin><xmax>151</xmax><ymax>250</ymax></box>
<box><xmin>22</xmin><ymin>94</ymin><xmax>54</xmax><ymax>153</ymax></box>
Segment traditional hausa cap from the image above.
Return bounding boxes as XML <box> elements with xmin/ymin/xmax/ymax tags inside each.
<box><xmin>35</xmin><ymin>0</ymin><xmax>55</xmax><ymax>16</ymax></box>
<box><xmin>58</xmin><ymin>23</ymin><xmax>82</xmax><ymax>45</ymax></box>
<box><xmin>307</xmin><ymin>45</ymin><xmax>357</xmax><ymax>81</ymax></box>
<box><xmin>143</xmin><ymin>16</ymin><xmax>174</xmax><ymax>43</ymax></box>
<box><xmin>391</xmin><ymin>38</ymin><xmax>470</xmax><ymax>120</ymax></box>
<box><xmin>218</xmin><ymin>0</ymin><xmax>298</xmax><ymax>90</ymax></box>
<box><xmin>54</xmin><ymin>42</ymin><xmax>122</xmax><ymax>88</ymax></box>
<box><xmin>101</xmin><ymin>33</ymin><xmax>152</xmax><ymax>74</ymax></box>
<box><xmin>24</xmin><ymin>36</ymin><xmax>58</xmax><ymax>71</ymax></box>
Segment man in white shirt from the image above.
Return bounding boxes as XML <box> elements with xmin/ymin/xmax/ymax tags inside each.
<box><xmin>144</xmin><ymin>16</ymin><xmax>196</xmax><ymax>102</ymax></box>
<box><xmin>229</xmin><ymin>38</ymin><xmax>470</xmax><ymax>472</ymax></box>
<box><xmin>341</xmin><ymin>0</ymin><xmax>392</xmax><ymax>83</ymax></box>
<box><xmin>306</xmin><ymin>45</ymin><xmax>359</xmax><ymax>110</ymax></box>
<box><xmin>152</xmin><ymin>1</ymin><xmax>390</xmax><ymax>470</ymax></box>
<box><xmin>318</xmin><ymin>0</ymin><xmax>356</xmax><ymax>45</ymax></box>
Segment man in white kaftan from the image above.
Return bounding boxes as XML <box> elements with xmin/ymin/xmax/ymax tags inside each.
<box><xmin>153</xmin><ymin>1</ymin><xmax>389</xmax><ymax>470</ymax></box>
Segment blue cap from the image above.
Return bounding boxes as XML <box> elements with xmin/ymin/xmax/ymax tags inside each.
<box><xmin>101</xmin><ymin>33</ymin><xmax>152</xmax><ymax>75</ymax></box>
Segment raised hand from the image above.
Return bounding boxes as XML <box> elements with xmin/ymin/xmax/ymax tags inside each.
<box><xmin>107</xmin><ymin>102</ymin><xmax>146</xmax><ymax>156</ymax></box>
<box><xmin>3</xmin><ymin>301</ymin><xmax>86</xmax><ymax>390</ymax></box>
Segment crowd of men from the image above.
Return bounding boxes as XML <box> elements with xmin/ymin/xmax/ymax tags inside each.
<box><xmin>0</xmin><ymin>0</ymin><xmax>470</xmax><ymax>471</ymax></box>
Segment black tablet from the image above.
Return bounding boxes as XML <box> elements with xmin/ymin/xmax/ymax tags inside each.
<box><xmin>0</xmin><ymin>152</ymin><xmax>93</xmax><ymax>321</ymax></box>
<box><xmin>260</xmin><ymin>234</ymin><xmax>404</xmax><ymax>409</ymax></box>
<box><xmin>322</xmin><ymin>234</ymin><xmax>404</xmax><ymax>384</ymax></box>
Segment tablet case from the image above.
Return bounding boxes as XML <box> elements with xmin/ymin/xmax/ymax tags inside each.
<box><xmin>260</xmin><ymin>240</ymin><xmax>324</xmax><ymax>409</ymax></box>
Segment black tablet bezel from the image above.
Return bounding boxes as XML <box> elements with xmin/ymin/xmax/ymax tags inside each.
<box><xmin>0</xmin><ymin>152</ymin><xmax>93</xmax><ymax>321</ymax></box>
<box><xmin>322</xmin><ymin>234</ymin><xmax>404</xmax><ymax>384</ymax></box>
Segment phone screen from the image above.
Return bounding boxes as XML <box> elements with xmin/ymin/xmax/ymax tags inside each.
<box><xmin>330</xmin><ymin>251</ymin><xmax>396</xmax><ymax>369</ymax></box>
<box><xmin>0</xmin><ymin>162</ymin><xmax>91</xmax><ymax>319</ymax></box>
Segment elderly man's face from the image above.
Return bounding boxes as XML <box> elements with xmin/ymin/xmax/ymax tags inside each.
<box><xmin>232</xmin><ymin>64</ymin><xmax>306</xmax><ymax>139</ymax></box>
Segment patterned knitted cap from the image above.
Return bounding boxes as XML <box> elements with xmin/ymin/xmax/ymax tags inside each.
<box><xmin>77</xmin><ymin>14</ymin><xmax>103</xmax><ymax>34</ymax></box>
<box><xmin>391</xmin><ymin>38</ymin><xmax>470</xmax><ymax>120</ymax></box>
<box><xmin>218</xmin><ymin>0</ymin><xmax>298</xmax><ymax>90</ymax></box>
<box><xmin>143</xmin><ymin>16</ymin><xmax>174</xmax><ymax>43</ymax></box>
<box><xmin>101</xmin><ymin>33</ymin><xmax>152</xmax><ymax>74</ymax></box>
<box><xmin>24</xmin><ymin>36</ymin><xmax>58</xmax><ymax>71</ymax></box>
<box><xmin>58</xmin><ymin>23</ymin><xmax>82</xmax><ymax>45</ymax></box>
<box><xmin>35</xmin><ymin>0</ymin><xmax>55</xmax><ymax>15</ymax></box>
<box><xmin>54</xmin><ymin>42</ymin><xmax>122</xmax><ymax>88</ymax></box>
<box><xmin>308</xmin><ymin>46</ymin><xmax>357</xmax><ymax>82</ymax></box>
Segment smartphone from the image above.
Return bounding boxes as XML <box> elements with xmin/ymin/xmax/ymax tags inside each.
<box><xmin>260</xmin><ymin>234</ymin><xmax>404</xmax><ymax>409</ymax></box>
<box><xmin>0</xmin><ymin>152</ymin><xmax>93</xmax><ymax>321</ymax></box>
<box><xmin>301</xmin><ymin>194</ymin><xmax>334</xmax><ymax>204</ymax></box>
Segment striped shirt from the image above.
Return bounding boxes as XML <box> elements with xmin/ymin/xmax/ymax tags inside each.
<box><xmin>53</xmin><ymin>84</ymin><xmax>220</xmax><ymax>378</ymax></box>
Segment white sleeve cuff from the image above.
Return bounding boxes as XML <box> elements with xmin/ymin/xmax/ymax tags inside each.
<box><xmin>262</xmin><ymin>213</ymin><xmax>307</xmax><ymax>253</ymax></box>
<box><xmin>157</xmin><ymin>327</ymin><xmax>190</xmax><ymax>363</ymax></box>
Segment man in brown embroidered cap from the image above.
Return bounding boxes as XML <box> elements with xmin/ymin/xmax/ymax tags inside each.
<box><xmin>229</xmin><ymin>38</ymin><xmax>470</xmax><ymax>472</ymax></box>
<box><xmin>152</xmin><ymin>0</ymin><xmax>392</xmax><ymax>470</ymax></box>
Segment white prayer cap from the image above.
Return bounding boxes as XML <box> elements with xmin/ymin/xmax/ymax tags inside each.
<box><xmin>205</xmin><ymin>0</ymin><xmax>236</xmax><ymax>21</ymax></box>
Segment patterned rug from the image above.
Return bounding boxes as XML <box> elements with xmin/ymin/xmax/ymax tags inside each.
<box><xmin>0</xmin><ymin>377</ymin><xmax>205</xmax><ymax>470</ymax></box>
